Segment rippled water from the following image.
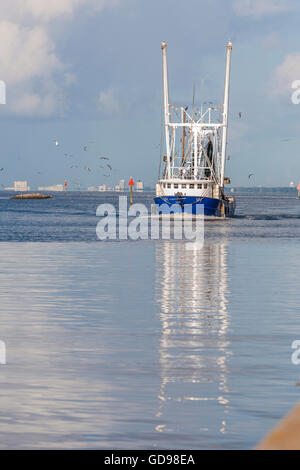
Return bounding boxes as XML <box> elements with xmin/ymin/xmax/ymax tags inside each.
<box><xmin>0</xmin><ymin>191</ymin><xmax>300</xmax><ymax>449</ymax></box>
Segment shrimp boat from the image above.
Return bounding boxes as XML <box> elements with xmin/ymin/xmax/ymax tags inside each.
<box><xmin>154</xmin><ymin>41</ymin><xmax>236</xmax><ymax>218</ymax></box>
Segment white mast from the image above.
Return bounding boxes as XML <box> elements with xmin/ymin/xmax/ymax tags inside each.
<box><xmin>161</xmin><ymin>41</ymin><xmax>171</xmax><ymax>178</ymax></box>
<box><xmin>220</xmin><ymin>41</ymin><xmax>232</xmax><ymax>188</ymax></box>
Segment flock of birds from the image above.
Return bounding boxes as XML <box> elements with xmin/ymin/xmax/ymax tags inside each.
<box><xmin>0</xmin><ymin>111</ymin><xmax>295</xmax><ymax>188</ymax></box>
<box><xmin>52</xmin><ymin>139</ymin><xmax>115</xmax><ymax>189</ymax></box>
<box><xmin>0</xmin><ymin>137</ymin><xmax>117</xmax><ymax>191</ymax></box>
<box><xmin>51</xmin><ymin>113</ymin><xmax>256</xmax><ymax>185</ymax></box>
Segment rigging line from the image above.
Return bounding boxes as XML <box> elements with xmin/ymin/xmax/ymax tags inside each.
<box><xmin>158</xmin><ymin>91</ymin><xmax>164</xmax><ymax>180</ymax></box>
<box><xmin>192</xmin><ymin>79</ymin><xmax>196</xmax><ymax>122</ymax></box>
<box><xmin>181</xmin><ymin>108</ymin><xmax>186</xmax><ymax>165</ymax></box>
<box><xmin>200</xmin><ymin>143</ymin><xmax>218</xmax><ymax>185</ymax></box>
<box><xmin>199</xmin><ymin>78</ymin><xmax>205</xmax><ymax>113</ymax></box>
<box><xmin>182</xmin><ymin>130</ymin><xmax>193</xmax><ymax>166</ymax></box>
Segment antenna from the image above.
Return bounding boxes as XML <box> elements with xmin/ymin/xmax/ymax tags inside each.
<box><xmin>192</xmin><ymin>79</ymin><xmax>196</xmax><ymax>121</ymax></box>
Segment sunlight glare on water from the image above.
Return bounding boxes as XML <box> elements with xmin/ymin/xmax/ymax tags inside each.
<box><xmin>0</xmin><ymin>191</ymin><xmax>299</xmax><ymax>449</ymax></box>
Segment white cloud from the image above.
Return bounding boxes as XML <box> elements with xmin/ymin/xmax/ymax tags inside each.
<box><xmin>24</xmin><ymin>0</ymin><xmax>119</xmax><ymax>21</ymax></box>
<box><xmin>10</xmin><ymin>91</ymin><xmax>58</xmax><ymax>117</ymax></box>
<box><xmin>270</xmin><ymin>53</ymin><xmax>300</xmax><ymax>97</ymax></box>
<box><xmin>98</xmin><ymin>88</ymin><xmax>121</xmax><ymax>116</ymax></box>
<box><xmin>0</xmin><ymin>0</ymin><xmax>118</xmax><ymax>116</ymax></box>
<box><xmin>22</xmin><ymin>0</ymin><xmax>89</xmax><ymax>21</ymax></box>
<box><xmin>0</xmin><ymin>20</ymin><xmax>65</xmax><ymax>116</ymax></box>
<box><xmin>233</xmin><ymin>0</ymin><xmax>294</xmax><ymax>17</ymax></box>
<box><xmin>0</xmin><ymin>22</ymin><xmax>62</xmax><ymax>85</ymax></box>
<box><xmin>0</xmin><ymin>0</ymin><xmax>118</xmax><ymax>23</ymax></box>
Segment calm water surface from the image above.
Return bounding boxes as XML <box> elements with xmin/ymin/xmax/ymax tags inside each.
<box><xmin>0</xmin><ymin>191</ymin><xmax>299</xmax><ymax>449</ymax></box>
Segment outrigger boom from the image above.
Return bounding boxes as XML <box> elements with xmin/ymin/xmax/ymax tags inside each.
<box><xmin>221</xmin><ymin>41</ymin><xmax>232</xmax><ymax>189</ymax></box>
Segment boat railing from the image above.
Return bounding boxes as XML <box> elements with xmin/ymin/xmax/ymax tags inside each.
<box><xmin>169</xmin><ymin>167</ymin><xmax>215</xmax><ymax>180</ymax></box>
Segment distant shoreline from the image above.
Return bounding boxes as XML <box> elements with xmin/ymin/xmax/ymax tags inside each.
<box><xmin>0</xmin><ymin>187</ymin><xmax>298</xmax><ymax>194</ymax></box>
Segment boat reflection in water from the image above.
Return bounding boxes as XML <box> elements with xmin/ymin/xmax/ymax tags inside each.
<box><xmin>155</xmin><ymin>241</ymin><xmax>232</xmax><ymax>446</ymax></box>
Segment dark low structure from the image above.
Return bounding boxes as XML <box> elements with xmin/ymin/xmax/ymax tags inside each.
<box><xmin>11</xmin><ymin>193</ymin><xmax>53</xmax><ymax>200</ymax></box>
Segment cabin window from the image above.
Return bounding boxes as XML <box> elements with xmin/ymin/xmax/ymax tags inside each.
<box><xmin>174</xmin><ymin>184</ymin><xmax>179</xmax><ymax>189</ymax></box>
<box><xmin>189</xmin><ymin>184</ymin><xmax>194</xmax><ymax>189</ymax></box>
<box><xmin>167</xmin><ymin>183</ymin><xmax>171</xmax><ymax>189</ymax></box>
<box><xmin>181</xmin><ymin>184</ymin><xmax>186</xmax><ymax>189</ymax></box>
<box><xmin>204</xmin><ymin>184</ymin><xmax>208</xmax><ymax>189</ymax></box>
<box><xmin>197</xmin><ymin>184</ymin><xmax>202</xmax><ymax>189</ymax></box>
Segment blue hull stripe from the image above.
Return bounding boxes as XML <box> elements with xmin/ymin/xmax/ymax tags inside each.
<box><xmin>154</xmin><ymin>196</ymin><xmax>235</xmax><ymax>217</ymax></box>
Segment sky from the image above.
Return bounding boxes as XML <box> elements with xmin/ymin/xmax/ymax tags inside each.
<box><xmin>1</xmin><ymin>0</ymin><xmax>300</xmax><ymax>188</ymax></box>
